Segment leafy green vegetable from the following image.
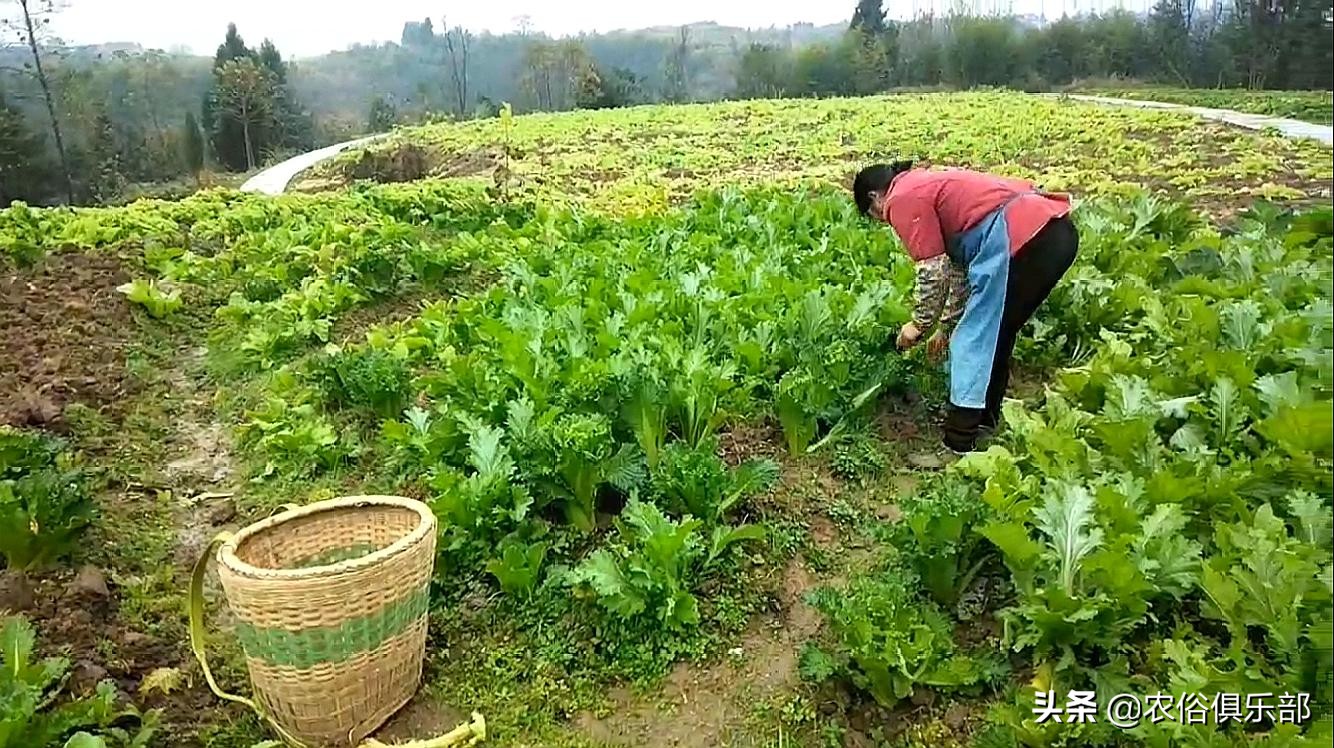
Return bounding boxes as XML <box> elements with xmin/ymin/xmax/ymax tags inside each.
<box><xmin>0</xmin><ymin>616</ymin><xmax>159</xmax><ymax>748</ymax></box>
<box><xmin>650</xmin><ymin>439</ymin><xmax>778</xmax><ymax>525</ymax></box>
<box><xmin>115</xmin><ymin>279</ymin><xmax>181</xmax><ymax>318</ymax></box>
<box><xmin>808</xmin><ymin>572</ymin><xmax>1006</xmax><ymax>708</ymax></box>
<box><xmin>485</xmin><ymin>537</ymin><xmax>549</xmax><ymax>599</ymax></box>
<box><xmin>312</xmin><ymin>345</ymin><xmax>413</xmax><ymax>419</ymax></box>
<box><xmin>567</xmin><ymin>499</ymin><xmax>763</xmax><ymax>629</ymax></box>
<box><xmin>0</xmin><ymin>429</ymin><xmax>94</xmax><ymax>571</ymax></box>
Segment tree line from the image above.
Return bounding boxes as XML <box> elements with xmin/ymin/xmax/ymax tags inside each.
<box><xmin>2</xmin><ymin>3</ymin><xmax>312</xmax><ymax>205</ymax></box>
<box><xmin>1</xmin><ymin>0</ymin><xmax>1330</xmax><ymax>208</ymax></box>
<box><xmin>732</xmin><ymin>0</ymin><xmax>1332</xmax><ymax>99</ymax></box>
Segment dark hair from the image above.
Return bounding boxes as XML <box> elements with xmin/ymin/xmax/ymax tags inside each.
<box><xmin>852</xmin><ymin>161</ymin><xmax>914</xmax><ymax>216</ymax></box>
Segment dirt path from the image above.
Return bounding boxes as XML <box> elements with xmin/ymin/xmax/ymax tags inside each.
<box><xmin>1056</xmin><ymin>93</ymin><xmax>1334</xmax><ymax>146</ymax></box>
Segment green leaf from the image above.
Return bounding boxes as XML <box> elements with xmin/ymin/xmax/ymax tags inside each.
<box><xmin>2</xmin><ymin>614</ymin><xmax>36</xmax><ymax>680</ymax></box>
<box><xmin>64</xmin><ymin>734</ymin><xmax>108</xmax><ymax>748</ymax></box>
<box><xmin>1285</xmin><ymin>491</ymin><xmax>1330</xmax><ymax>550</ymax></box>
<box><xmin>1259</xmin><ymin>401</ymin><xmax>1334</xmax><ymax>458</ymax></box>
<box><xmin>602</xmin><ymin>443</ymin><xmax>646</xmax><ymax>492</ymax></box>
<box><xmin>723</xmin><ymin>458</ymin><xmax>779</xmax><ymax>513</ymax></box>
<box><xmin>1253</xmin><ymin>372</ymin><xmax>1304</xmax><ymax>414</ymax></box>
<box><xmin>572</xmin><ymin>549</ymin><xmax>647</xmax><ymax>618</ymax></box>
<box><xmin>1034</xmin><ymin>483</ymin><xmax>1103</xmax><ymax>596</ymax></box>
<box><xmin>1206</xmin><ymin>377</ymin><xmax>1247</xmax><ymax>447</ymax></box>
<box><xmin>798</xmin><ymin>644</ymin><xmax>839</xmax><ymax>682</ymax></box>
<box><xmin>706</xmin><ymin>523</ymin><xmax>766</xmax><ymax>567</ymax></box>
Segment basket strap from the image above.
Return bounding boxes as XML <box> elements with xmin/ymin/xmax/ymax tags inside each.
<box><xmin>189</xmin><ymin>530</ymin><xmax>308</xmax><ymax>748</ymax></box>
<box><xmin>358</xmin><ymin>712</ymin><xmax>487</xmax><ymax>747</ymax></box>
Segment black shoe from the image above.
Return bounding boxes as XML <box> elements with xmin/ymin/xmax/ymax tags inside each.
<box><xmin>943</xmin><ymin>434</ymin><xmax>976</xmax><ymax>454</ymax></box>
<box><xmin>980</xmin><ymin>411</ymin><xmax>1000</xmax><ymax>434</ymax></box>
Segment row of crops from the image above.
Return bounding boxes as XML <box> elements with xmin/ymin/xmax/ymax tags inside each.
<box><xmin>3</xmin><ymin>163</ymin><xmax>1330</xmax><ymax>744</ymax></box>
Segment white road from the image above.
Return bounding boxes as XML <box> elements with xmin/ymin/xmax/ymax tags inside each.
<box><xmin>239</xmin><ymin>134</ymin><xmax>387</xmax><ymax>195</ymax></box>
<box><xmin>1057</xmin><ymin>93</ymin><xmax>1333</xmax><ymax>146</ymax></box>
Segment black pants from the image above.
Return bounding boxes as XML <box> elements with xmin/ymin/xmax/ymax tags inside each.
<box><xmin>943</xmin><ymin>216</ymin><xmax>1079</xmax><ymax>452</ymax></box>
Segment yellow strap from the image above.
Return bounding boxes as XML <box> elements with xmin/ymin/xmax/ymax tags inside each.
<box><xmin>189</xmin><ymin>530</ymin><xmax>307</xmax><ymax>747</ymax></box>
<box><xmin>359</xmin><ymin>713</ymin><xmax>487</xmax><ymax>747</ymax></box>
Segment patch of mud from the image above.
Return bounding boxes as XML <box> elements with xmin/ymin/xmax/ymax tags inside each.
<box><xmin>17</xmin><ymin>568</ymin><xmax>217</xmax><ymax>741</ymax></box>
<box><xmin>344</xmin><ymin>142</ymin><xmax>434</xmax><ymax>184</ymax></box>
<box><xmin>435</xmin><ymin>148</ymin><xmax>500</xmax><ymax>179</ymax></box>
<box><xmin>573</xmin><ymin>560</ymin><xmax>824</xmax><ymax>747</ymax></box>
<box><xmin>165</xmin><ymin>423</ymin><xmax>233</xmax><ymax>486</ymax></box>
<box><xmin>717</xmin><ymin>421</ymin><xmax>782</xmax><ymax>467</ymax></box>
<box><xmin>373</xmin><ymin>691</ymin><xmax>473</xmax><ymax>743</ymax></box>
<box><xmin>331</xmin><ymin>292</ymin><xmax>432</xmax><ymax>344</ymax></box>
<box><xmin>0</xmin><ymin>252</ymin><xmax>135</xmax><ymax>428</ymax></box>
<box><xmin>316</xmin><ymin>143</ymin><xmax>499</xmax><ymax>189</ymax></box>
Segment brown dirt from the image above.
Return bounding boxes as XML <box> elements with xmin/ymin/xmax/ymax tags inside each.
<box><xmin>19</xmin><ymin>568</ymin><xmax>217</xmax><ymax>740</ymax></box>
<box><xmin>435</xmin><ymin>148</ymin><xmax>500</xmax><ymax>179</ymax></box>
<box><xmin>346</xmin><ymin>142</ymin><xmax>434</xmax><ymax>183</ymax></box>
<box><xmin>330</xmin><ymin>292</ymin><xmax>432</xmax><ymax>344</ymax></box>
<box><xmin>373</xmin><ymin>690</ymin><xmax>473</xmax><ymax>743</ymax></box>
<box><xmin>0</xmin><ymin>252</ymin><xmax>137</xmax><ymax>428</ymax></box>
<box><xmin>717</xmin><ymin>420</ymin><xmax>783</xmax><ymax>467</ymax></box>
<box><xmin>573</xmin><ymin>559</ymin><xmax>825</xmax><ymax>747</ymax></box>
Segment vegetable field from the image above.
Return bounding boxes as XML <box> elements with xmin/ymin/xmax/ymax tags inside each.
<box><xmin>1</xmin><ymin>91</ymin><xmax>1331</xmax><ymax>748</ymax></box>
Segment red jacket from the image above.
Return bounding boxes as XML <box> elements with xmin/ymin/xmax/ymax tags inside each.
<box><xmin>882</xmin><ymin>169</ymin><xmax>1071</xmax><ymax>262</ymax></box>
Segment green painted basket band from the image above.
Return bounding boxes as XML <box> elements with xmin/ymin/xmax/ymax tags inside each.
<box><xmin>235</xmin><ymin>586</ymin><xmax>429</xmax><ymax>670</ymax></box>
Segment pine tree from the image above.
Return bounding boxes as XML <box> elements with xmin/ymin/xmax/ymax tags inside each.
<box><xmin>206</xmin><ymin>23</ymin><xmax>256</xmax><ymax>171</ymax></box>
<box><xmin>214</xmin><ymin>58</ymin><xmax>274</xmax><ymax>171</ymax></box>
<box><xmin>850</xmin><ymin>0</ymin><xmax>887</xmax><ymax>34</ymax></box>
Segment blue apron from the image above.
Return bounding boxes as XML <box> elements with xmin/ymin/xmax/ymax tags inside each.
<box><xmin>946</xmin><ymin>204</ymin><xmax>1015</xmax><ymax>410</ymax></box>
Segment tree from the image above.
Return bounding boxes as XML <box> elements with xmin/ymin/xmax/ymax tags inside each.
<box><xmin>0</xmin><ymin>91</ymin><xmax>47</xmax><ymax>205</ymax></box>
<box><xmin>3</xmin><ymin>0</ymin><xmax>73</xmax><ymax>203</ymax></box>
<box><xmin>662</xmin><ymin>26</ymin><xmax>690</xmax><ymax>103</ymax></box>
<box><xmin>792</xmin><ymin>43</ymin><xmax>854</xmax><ymax>96</ymax></box>
<box><xmin>1147</xmin><ymin>0</ymin><xmax>1194</xmax><ymax>84</ymax></box>
<box><xmin>945</xmin><ymin>16</ymin><xmax>1022</xmax><ymax>88</ymax></box>
<box><xmin>213</xmin><ymin>58</ymin><xmax>273</xmax><ymax>170</ymax></box>
<box><xmin>257</xmin><ymin>38</ymin><xmax>312</xmax><ymax>151</ymax></box>
<box><xmin>182</xmin><ymin>110</ymin><xmax>204</xmax><ymax>184</ymax></box>
<box><xmin>443</xmin><ymin>19</ymin><xmax>471</xmax><ymax>117</ymax></box>
<box><xmin>846</xmin><ymin>28</ymin><xmax>894</xmax><ymax>94</ymax></box>
<box><xmin>86</xmin><ymin>108</ymin><xmax>123</xmax><ymax>202</ymax></box>
<box><xmin>401</xmin><ymin>17</ymin><xmax>434</xmax><ymax>47</ymax></box>
<box><xmin>367</xmin><ymin>95</ymin><xmax>397</xmax><ymax>132</ymax></box>
<box><xmin>204</xmin><ymin>23</ymin><xmax>255</xmax><ymax>171</ymax></box>
<box><xmin>576</xmin><ymin>65</ymin><xmax>643</xmax><ymax>109</ymax></box>
<box><xmin>735</xmin><ymin>44</ymin><xmax>791</xmax><ymax>99</ymax></box>
<box><xmin>850</xmin><ymin>0</ymin><xmax>888</xmax><ymax>34</ymax></box>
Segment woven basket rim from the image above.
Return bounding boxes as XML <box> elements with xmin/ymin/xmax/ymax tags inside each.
<box><xmin>219</xmin><ymin>495</ymin><xmax>435</xmax><ymax>580</ymax></box>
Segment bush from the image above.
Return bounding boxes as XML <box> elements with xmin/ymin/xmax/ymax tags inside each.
<box><xmin>0</xmin><ymin>428</ymin><xmax>94</xmax><ymax>571</ymax></box>
<box><xmin>806</xmin><ymin>570</ymin><xmax>1007</xmax><ymax>708</ymax></box>
<box><xmin>313</xmin><ymin>346</ymin><xmax>413</xmax><ymax>419</ymax></box>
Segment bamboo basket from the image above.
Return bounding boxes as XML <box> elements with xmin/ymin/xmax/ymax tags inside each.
<box><xmin>191</xmin><ymin>496</ymin><xmax>440</xmax><ymax>747</ymax></box>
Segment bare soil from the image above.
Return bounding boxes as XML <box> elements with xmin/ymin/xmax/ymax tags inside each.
<box><xmin>0</xmin><ymin>252</ymin><xmax>136</xmax><ymax>428</ymax></box>
<box><xmin>572</xmin><ymin>558</ymin><xmax>825</xmax><ymax>747</ymax></box>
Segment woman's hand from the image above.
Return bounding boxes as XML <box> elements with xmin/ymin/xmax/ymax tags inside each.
<box><xmin>896</xmin><ymin>322</ymin><xmax>923</xmax><ymax>350</ymax></box>
<box><xmin>926</xmin><ymin>332</ymin><xmax>949</xmax><ymax>362</ymax></box>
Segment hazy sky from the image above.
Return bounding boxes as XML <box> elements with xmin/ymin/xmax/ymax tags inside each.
<box><xmin>48</xmin><ymin>0</ymin><xmax>1146</xmax><ymax>58</ymax></box>
<box><xmin>50</xmin><ymin>1</ymin><xmax>853</xmax><ymax>58</ymax></box>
